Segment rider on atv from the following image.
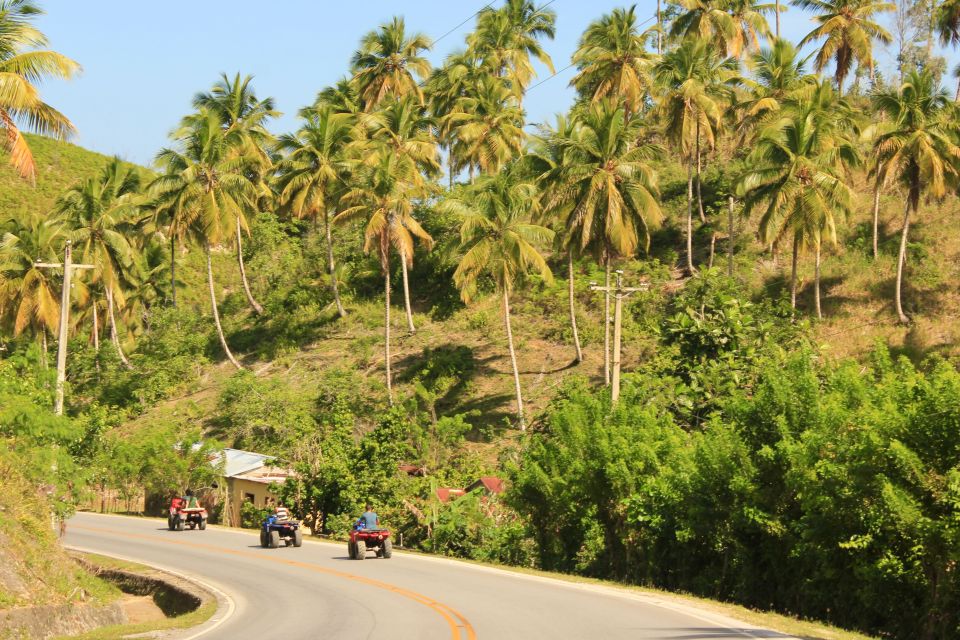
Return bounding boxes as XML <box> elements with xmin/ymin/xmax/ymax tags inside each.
<box><xmin>355</xmin><ymin>503</ymin><xmax>380</xmax><ymax>530</ymax></box>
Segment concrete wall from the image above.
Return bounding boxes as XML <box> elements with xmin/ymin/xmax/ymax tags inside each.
<box><xmin>225</xmin><ymin>478</ymin><xmax>279</xmax><ymax>526</ymax></box>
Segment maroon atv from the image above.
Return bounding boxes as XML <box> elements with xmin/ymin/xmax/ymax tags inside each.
<box><xmin>168</xmin><ymin>497</ymin><xmax>207</xmax><ymax>531</ymax></box>
<box><xmin>348</xmin><ymin>526</ymin><xmax>392</xmax><ymax>560</ymax></box>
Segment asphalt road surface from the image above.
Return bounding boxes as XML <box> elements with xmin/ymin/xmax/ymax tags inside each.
<box><xmin>66</xmin><ymin>512</ymin><xmax>793</xmax><ymax>640</ymax></box>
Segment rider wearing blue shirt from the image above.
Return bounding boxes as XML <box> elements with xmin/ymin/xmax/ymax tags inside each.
<box><xmin>357</xmin><ymin>503</ymin><xmax>379</xmax><ymax>530</ymax></box>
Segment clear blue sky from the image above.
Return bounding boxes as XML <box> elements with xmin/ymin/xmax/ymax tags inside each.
<box><xmin>33</xmin><ymin>1</ymin><xmax>955</xmax><ymax>166</ymax></box>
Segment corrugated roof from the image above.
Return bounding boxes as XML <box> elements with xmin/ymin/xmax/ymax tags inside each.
<box><xmin>215</xmin><ymin>448</ymin><xmax>275</xmax><ymax>478</ymax></box>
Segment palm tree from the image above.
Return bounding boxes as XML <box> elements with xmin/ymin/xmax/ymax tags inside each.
<box><xmin>540</xmin><ymin>100</ymin><xmax>663</xmax><ymax>385</ymax></box>
<box><xmin>0</xmin><ymin>212</ymin><xmax>65</xmax><ymax>357</ymax></box>
<box><xmin>792</xmin><ymin>0</ymin><xmax>894</xmax><ymax>93</ymax></box>
<box><xmin>671</xmin><ymin>0</ymin><xmax>774</xmax><ymax>58</ymax></box>
<box><xmin>740</xmin><ymin>38</ymin><xmax>817</xmax><ymax>126</ymax></box>
<box><xmin>56</xmin><ymin>158</ymin><xmax>141</xmax><ymax>367</ymax></box>
<box><xmin>350</xmin><ymin>17</ymin><xmax>432</xmax><ymax>111</ymax></box>
<box><xmin>528</xmin><ymin>114</ymin><xmax>584</xmax><ymax>363</ymax></box>
<box><xmin>872</xmin><ymin>70</ymin><xmax>960</xmax><ymax>323</ymax></box>
<box><xmin>936</xmin><ymin>0</ymin><xmax>960</xmax><ymax>50</ymax></box>
<box><xmin>470</xmin><ymin>0</ymin><xmax>556</xmax><ymax>103</ymax></box>
<box><xmin>571</xmin><ymin>6</ymin><xmax>654</xmax><ymax>120</ymax></box>
<box><xmin>655</xmin><ymin>40</ymin><xmax>736</xmax><ymax>275</ymax></box>
<box><xmin>444</xmin><ymin>75</ymin><xmax>525</xmax><ymax>177</ymax></box>
<box><xmin>738</xmin><ymin>83</ymin><xmax>860</xmax><ymax>317</ymax></box>
<box><xmin>152</xmin><ymin>110</ymin><xmax>260</xmax><ymax>369</ymax></box>
<box><xmin>335</xmin><ymin>153</ymin><xmax>432</xmax><ymax>402</ymax></box>
<box><xmin>444</xmin><ymin>173</ymin><xmax>554</xmax><ymax>430</ymax></box>
<box><xmin>192</xmin><ymin>73</ymin><xmax>278</xmax><ymax>316</ymax></box>
<box><xmin>360</xmin><ymin>96</ymin><xmax>439</xmax><ymax>333</ymax></box>
<box><xmin>426</xmin><ymin>50</ymin><xmax>486</xmax><ymax>185</ymax></box>
<box><xmin>0</xmin><ymin>0</ymin><xmax>79</xmax><ymax>183</ymax></box>
<box><xmin>276</xmin><ymin>105</ymin><xmax>356</xmax><ymax>318</ymax></box>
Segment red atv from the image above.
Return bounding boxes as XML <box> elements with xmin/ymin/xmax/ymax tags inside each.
<box><xmin>348</xmin><ymin>526</ymin><xmax>392</xmax><ymax>560</ymax></box>
<box><xmin>168</xmin><ymin>496</ymin><xmax>207</xmax><ymax>531</ymax></box>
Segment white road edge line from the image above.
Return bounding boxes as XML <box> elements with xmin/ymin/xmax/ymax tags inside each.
<box><xmin>64</xmin><ymin>543</ymin><xmax>237</xmax><ymax>640</ymax></box>
<box><xmin>76</xmin><ymin>513</ymin><xmax>798</xmax><ymax>639</ymax></box>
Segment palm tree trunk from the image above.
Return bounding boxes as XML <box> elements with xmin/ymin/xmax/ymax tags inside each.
<box><xmin>169</xmin><ymin>235</ymin><xmax>177</xmax><ymax>309</ymax></box>
<box><xmin>695</xmin><ymin>121</ymin><xmax>706</xmax><ymax>223</ymax></box>
<box><xmin>567</xmin><ymin>249</ymin><xmax>583</xmax><ymax>364</ymax></box>
<box><xmin>236</xmin><ymin>220</ymin><xmax>264</xmax><ymax>316</ymax></box>
<box><xmin>775</xmin><ymin>0</ymin><xmax>780</xmax><ymax>38</ymax></box>
<box><xmin>401</xmin><ymin>254</ymin><xmax>416</xmax><ymax>333</ymax></box>
<box><xmin>324</xmin><ymin>211</ymin><xmax>346</xmax><ymax>318</ymax></box>
<box><xmin>384</xmin><ymin>253</ymin><xmax>393</xmax><ymax>405</ymax></box>
<box><xmin>872</xmin><ymin>183</ymin><xmax>881</xmax><ymax>260</ymax></box>
<box><xmin>657</xmin><ymin>0</ymin><xmax>663</xmax><ymax>54</ymax></box>
<box><xmin>41</xmin><ymin>331</ymin><xmax>48</xmax><ymax>369</ymax></box>
<box><xmin>686</xmin><ymin>162</ymin><xmax>696</xmax><ymax>275</ymax></box>
<box><xmin>814</xmin><ymin>242</ymin><xmax>822</xmax><ymax>319</ymax></box>
<box><xmin>91</xmin><ymin>301</ymin><xmax>100</xmax><ymax>352</ymax></box>
<box><xmin>604</xmin><ymin>258</ymin><xmax>611</xmax><ymax>386</ymax></box>
<box><xmin>206</xmin><ymin>244</ymin><xmax>242</xmax><ymax>370</ymax></box>
<box><xmin>790</xmin><ymin>235</ymin><xmax>799</xmax><ymax>311</ymax></box>
<box><xmin>955</xmin><ymin>74</ymin><xmax>960</xmax><ymax>101</ymax></box>
<box><xmin>106</xmin><ymin>287</ymin><xmax>131</xmax><ymax>369</ymax></box>
<box><xmin>502</xmin><ymin>288</ymin><xmax>525</xmax><ymax>431</ymax></box>
<box><xmin>895</xmin><ymin>199</ymin><xmax>912</xmax><ymax>324</ymax></box>
<box><xmin>727</xmin><ymin>195</ymin><xmax>735</xmax><ymax>277</ymax></box>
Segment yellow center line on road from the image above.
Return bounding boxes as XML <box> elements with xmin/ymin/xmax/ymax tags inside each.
<box><xmin>73</xmin><ymin>524</ymin><xmax>477</xmax><ymax>640</ymax></box>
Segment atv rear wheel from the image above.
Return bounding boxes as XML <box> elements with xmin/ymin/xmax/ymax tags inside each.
<box><xmin>347</xmin><ymin>541</ymin><xmax>355</xmax><ymax>559</ymax></box>
<box><xmin>199</xmin><ymin>519</ymin><xmax>206</xmax><ymax>530</ymax></box>
<box><xmin>176</xmin><ymin>517</ymin><xmax>184</xmax><ymax>531</ymax></box>
<box><xmin>355</xmin><ymin>543</ymin><xmax>365</xmax><ymax>560</ymax></box>
<box><xmin>382</xmin><ymin>538</ymin><xmax>393</xmax><ymax>559</ymax></box>
<box><xmin>293</xmin><ymin>529</ymin><xmax>303</xmax><ymax>548</ymax></box>
<box><xmin>167</xmin><ymin>516</ymin><xmax>175</xmax><ymax>531</ymax></box>
<box><xmin>268</xmin><ymin>530</ymin><xmax>280</xmax><ymax>549</ymax></box>
<box><xmin>260</xmin><ymin>529</ymin><xmax>268</xmax><ymax>547</ymax></box>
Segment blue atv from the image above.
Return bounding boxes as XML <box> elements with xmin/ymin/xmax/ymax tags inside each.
<box><xmin>260</xmin><ymin>516</ymin><xmax>303</xmax><ymax>549</ymax></box>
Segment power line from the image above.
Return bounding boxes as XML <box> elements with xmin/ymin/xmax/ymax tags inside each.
<box><xmin>431</xmin><ymin>1</ymin><xmax>498</xmax><ymax>47</ymax></box>
<box><xmin>526</xmin><ymin>12</ymin><xmax>656</xmax><ymax>94</ymax></box>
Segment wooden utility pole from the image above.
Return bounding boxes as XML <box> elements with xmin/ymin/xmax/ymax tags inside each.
<box><xmin>590</xmin><ymin>271</ymin><xmax>648</xmax><ymax>405</ymax></box>
<box><xmin>36</xmin><ymin>240</ymin><xmax>95</xmax><ymax>415</ymax></box>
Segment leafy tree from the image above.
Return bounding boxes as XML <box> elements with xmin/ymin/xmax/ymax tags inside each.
<box><xmin>0</xmin><ymin>0</ymin><xmax>79</xmax><ymax>182</ymax></box>
<box><xmin>445</xmin><ymin>172</ymin><xmax>554</xmax><ymax>429</ymax></box>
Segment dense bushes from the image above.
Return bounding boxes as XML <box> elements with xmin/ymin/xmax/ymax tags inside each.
<box><xmin>511</xmin><ymin>343</ymin><xmax>960</xmax><ymax>639</ymax></box>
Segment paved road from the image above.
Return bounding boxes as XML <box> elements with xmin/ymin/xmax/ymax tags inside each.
<box><xmin>66</xmin><ymin>512</ymin><xmax>791</xmax><ymax>640</ymax></box>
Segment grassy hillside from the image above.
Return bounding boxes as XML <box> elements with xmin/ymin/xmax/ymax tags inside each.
<box><xmin>0</xmin><ymin>457</ymin><xmax>117</xmax><ymax>609</ymax></box>
<box><xmin>0</xmin><ymin>133</ymin><xmax>130</xmax><ymax>221</ymax></box>
<box><xmin>116</xmin><ymin>160</ymin><xmax>960</xmax><ymax>445</ymax></box>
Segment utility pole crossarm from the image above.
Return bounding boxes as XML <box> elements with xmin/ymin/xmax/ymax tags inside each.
<box><xmin>588</xmin><ymin>271</ymin><xmax>651</xmax><ymax>405</ymax></box>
